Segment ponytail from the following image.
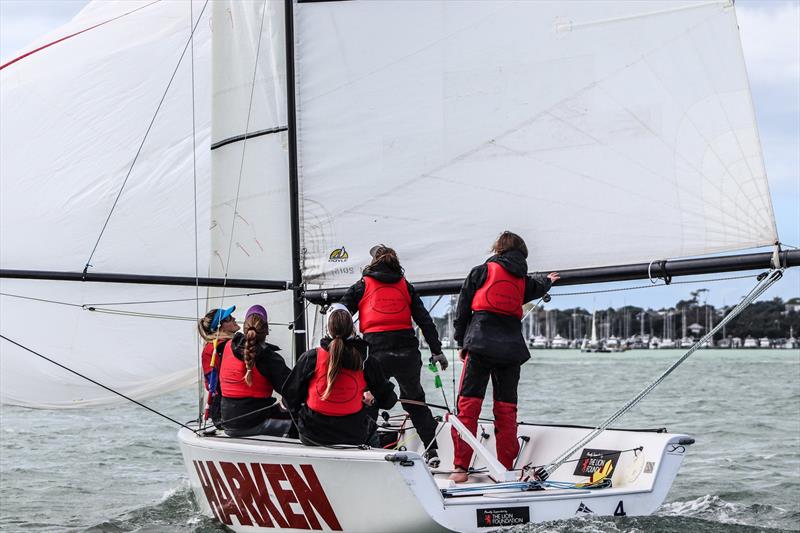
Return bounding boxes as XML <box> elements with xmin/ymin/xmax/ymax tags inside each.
<box><xmin>323</xmin><ymin>309</ymin><xmax>361</xmax><ymax>399</ymax></box>
<box><xmin>242</xmin><ymin>314</ymin><xmax>267</xmax><ymax>386</ymax></box>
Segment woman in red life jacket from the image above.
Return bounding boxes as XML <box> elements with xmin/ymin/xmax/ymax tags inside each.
<box><xmin>338</xmin><ymin>245</ymin><xmax>446</xmax><ymax>465</ymax></box>
<box><xmin>197</xmin><ymin>305</ymin><xmax>239</xmax><ymax>427</ymax></box>
<box><xmin>282</xmin><ymin>304</ymin><xmax>398</xmax><ymax>446</ymax></box>
<box><xmin>449</xmin><ymin>231</ymin><xmax>560</xmax><ymax>483</ymax></box>
<box><xmin>219</xmin><ymin>305</ymin><xmax>295</xmax><ymax>438</ymax></box>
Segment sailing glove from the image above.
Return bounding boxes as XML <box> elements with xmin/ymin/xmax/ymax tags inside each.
<box><xmin>430</xmin><ymin>353</ymin><xmax>448</xmax><ymax>371</ymax></box>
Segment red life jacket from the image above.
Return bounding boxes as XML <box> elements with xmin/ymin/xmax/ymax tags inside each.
<box><xmin>219</xmin><ymin>341</ymin><xmax>274</xmax><ymax>399</ymax></box>
<box><xmin>358</xmin><ymin>276</ymin><xmax>412</xmax><ymax>333</ymax></box>
<box><xmin>201</xmin><ymin>339</ymin><xmax>228</xmax><ymax>377</ymax></box>
<box><xmin>306</xmin><ymin>347</ymin><xmax>366</xmax><ymax>416</ymax></box>
<box><xmin>471</xmin><ymin>262</ymin><xmax>525</xmax><ymax>319</ymax></box>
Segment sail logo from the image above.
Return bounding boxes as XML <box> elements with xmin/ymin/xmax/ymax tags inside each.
<box><xmin>193</xmin><ymin>460</ymin><xmax>342</xmax><ymax>530</ymax></box>
<box><xmin>328</xmin><ymin>247</ymin><xmax>349</xmax><ymax>262</ymax></box>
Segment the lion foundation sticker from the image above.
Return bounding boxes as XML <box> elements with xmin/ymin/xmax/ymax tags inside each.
<box><xmin>573</xmin><ymin>448</ymin><xmax>621</xmax><ymax>477</ymax></box>
<box><xmin>328</xmin><ymin>246</ymin><xmax>349</xmax><ymax>262</ymax></box>
<box><xmin>476</xmin><ymin>507</ymin><xmax>529</xmax><ymax>528</ymax></box>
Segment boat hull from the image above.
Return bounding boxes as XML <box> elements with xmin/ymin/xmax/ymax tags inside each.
<box><xmin>178</xmin><ymin>422</ymin><xmax>691</xmax><ymax>532</ymax></box>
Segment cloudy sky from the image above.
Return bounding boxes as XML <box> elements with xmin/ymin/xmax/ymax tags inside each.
<box><xmin>1</xmin><ymin>0</ymin><xmax>798</xmax><ymax>311</ymax></box>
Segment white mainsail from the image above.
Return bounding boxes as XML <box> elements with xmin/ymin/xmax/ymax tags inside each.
<box><xmin>292</xmin><ymin>0</ymin><xmax>778</xmax><ymax>287</ymax></box>
<box><xmin>0</xmin><ymin>1</ymin><xmax>213</xmax><ymax>407</ymax></box>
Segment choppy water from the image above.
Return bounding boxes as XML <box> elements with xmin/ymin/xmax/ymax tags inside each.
<box><xmin>1</xmin><ymin>349</ymin><xmax>798</xmax><ymax>532</ymax></box>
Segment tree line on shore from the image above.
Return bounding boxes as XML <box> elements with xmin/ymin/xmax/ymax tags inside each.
<box><xmin>433</xmin><ymin>297</ymin><xmax>800</xmax><ymax>341</ymax></box>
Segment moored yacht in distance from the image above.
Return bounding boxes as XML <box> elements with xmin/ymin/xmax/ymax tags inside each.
<box><xmin>660</xmin><ymin>338</ymin><xmax>676</xmax><ymax>349</ymax></box>
<box><xmin>649</xmin><ymin>337</ymin><xmax>661</xmax><ymax>350</ymax></box>
<box><xmin>530</xmin><ymin>335</ymin><xmax>549</xmax><ymax>349</ymax></box>
<box><xmin>743</xmin><ymin>336</ymin><xmax>759</xmax><ymax>348</ymax></box>
<box><xmin>550</xmin><ymin>334</ymin><xmax>569</xmax><ymax>349</ymax></box>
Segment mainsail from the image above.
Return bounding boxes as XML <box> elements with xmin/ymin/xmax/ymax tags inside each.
<box><xmin>293</xmin><ymin>0</ymin><xmax>777</xmax><ymax>286</ymax></box>
<box><xmin>0</xmin><ymin>1</ymin><xmax>213</xmax><ymax>407</ymax></box>
<box><xmin>0</xmin><ymin>0</ymin><xmax>785</xmax><ymax>407</ymax></box>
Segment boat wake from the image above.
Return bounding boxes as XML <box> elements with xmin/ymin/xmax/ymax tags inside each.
<box><xmin>82</xmin><ymin>489</ymin><xmax>798</xmax><ymax>533</ymax></box>
<box><xmin>505</xmin><ymin>494</ymin><xmax>798</xmax><ymax>533</ymax></box>
<box><xmin>84</xmin><ymin>484</ymin><xmax>225</xmax><ymax>533</ymax></box>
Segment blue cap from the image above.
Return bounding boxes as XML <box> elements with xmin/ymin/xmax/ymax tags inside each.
<box><xmin>210</xmin><ymin>305</ymin><xmax>236</xmax><ymax>330</ymax></box>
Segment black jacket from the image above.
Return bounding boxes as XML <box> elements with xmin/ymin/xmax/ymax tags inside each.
<box><xmin>282</xmin><ymin>337</ymin><xmax>398</xmax><ymax>445</ymax></box>
<box><xmin>339</xmin><ymin>263</ymin><xmax>442</xmax><ymax>354</ymax></box>
<box><xmin>221</xmin><ymin>333</ymin><xmax>291</xmax><ymax>430</ymax></box>
<box><xmin>453</xmin><ymin>250</ymin><xmax>551</xmax><ymax>364</ymax></box>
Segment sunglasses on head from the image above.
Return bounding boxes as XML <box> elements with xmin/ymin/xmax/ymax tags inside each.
<box><xmin>222</xmin><ymin>316</ymin><xmax>236</xmax><ymax>323</ymax></box>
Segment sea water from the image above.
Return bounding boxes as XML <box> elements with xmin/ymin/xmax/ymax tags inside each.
<box><xmin>1</xmin><ymin>349</ymin><xmax>798</xmax><ymax>532</ymax></box>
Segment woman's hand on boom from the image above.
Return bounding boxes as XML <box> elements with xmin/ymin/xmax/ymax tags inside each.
<box><xmin>547</xmin><ymin>272</ymin><xmax>560</xmax><ymax>284</ymax></box>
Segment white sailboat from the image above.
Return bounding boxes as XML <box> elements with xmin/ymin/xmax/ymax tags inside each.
<box><xmin>550</xmin><ymin>334</ymin><xmax>570</xmax><ymax>349</ymax></box>
<box><xmin>581</xmin><ymin>311</ymin><xmax>608</xmax><ymax>353</ymax></box>
<box><xmin>1</xmin><ymin>0</ymin><xmax>797</xmax><ymax>531</ymax></box>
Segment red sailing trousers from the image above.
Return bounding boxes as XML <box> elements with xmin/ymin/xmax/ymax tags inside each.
<box><xmin>451</xmin><ymin>353</ymin><xmax>521</xmax><ymax>470</ymax></box>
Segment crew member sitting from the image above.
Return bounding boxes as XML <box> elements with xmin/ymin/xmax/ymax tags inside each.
<box><xmin>283</xmin><ymin>304</ymin><xmax>397</xmax><ymax>446</ymax></box>
<box><xmin>219</xmin><ymin>304</ymin><xmax>294</xmax><ymax>438</ymax></box>
<box><xmin>197</xmin><ymin>305</ymin><xmax>239</xmax><ymax>427</ymax></box>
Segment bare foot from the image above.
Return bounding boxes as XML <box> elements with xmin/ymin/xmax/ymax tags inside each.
<box><xmin>448</xmin><ymin>468</ymin><xmax>469</xmax><ymax>483</ymax></box>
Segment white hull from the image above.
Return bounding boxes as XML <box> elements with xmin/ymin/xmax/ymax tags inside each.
<box><xmin>179</xmin><ymin>421</ymin><xmax>691</xmax><ymax>532</ymax></box>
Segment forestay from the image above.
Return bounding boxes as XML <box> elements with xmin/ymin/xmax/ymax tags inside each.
<box><xmin>293</xmin><ymin>0</ymin><xmax>778</xmax><ymax>288</ymax></box>
<box><xmin>0</xmin><ymin>1</ymin><xmax>213</xmax><ymax>407</ymax></box>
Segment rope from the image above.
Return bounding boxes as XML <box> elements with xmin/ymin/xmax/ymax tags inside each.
<box><xmin>82</xmin><ymin>0</ymin><xmax>209</xmax><ymax>276</ymax></box>
<box><xmin>189</xmin><ymin>0</ymin><xmax>204</xmax><ymax>422</ymax></box>
<box><xmin>85</xmin><ymin>289</ymin><xmax>285</xmax><ymax>307</ymax></box>
<box><xmin>0</xmin><ymin>293</ymin><xmax>83</xmax><ymax>308</ymax></box>
<box><xmin>540</xmin><ymin>268</ymin><xmax>784</xmax><ymax>478</ymax></box>
<box><xmin>0</xmin><ymin>334</ymin><xmax>192</xmax><ymax>430</ymax></box>
<box><xmin>0</xmin><ymin>289</ymin><xmax>285</xmax><ymax>308</ymax></box>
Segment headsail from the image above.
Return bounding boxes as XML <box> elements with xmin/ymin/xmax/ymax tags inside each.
<box><xmin>291</xmin><ymin>0</ymin><xmax>778</xmax><ymax>288</ymax></box>
<box><xmin>0</xmin><ymin>1</ymin><xmax>213</xmax><ymax>407</ymax></box>
<box><xmin>206</xmin><ymin>0</ymin><xmax>295</xmax><ymax>352</ymax></box>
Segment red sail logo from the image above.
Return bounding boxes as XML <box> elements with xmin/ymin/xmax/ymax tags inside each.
<box><xmin>193</xmin><ymin>460</ymin><xmax>342</xmax><ymax>530</ymax></box>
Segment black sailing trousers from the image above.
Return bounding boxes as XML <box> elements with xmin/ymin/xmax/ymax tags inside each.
<box><xmin>371</xmin><ymin>347</ymin><xmax>439</xmax><ymax>451</ymax></box>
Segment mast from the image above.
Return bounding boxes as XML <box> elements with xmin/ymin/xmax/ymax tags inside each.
<box><xmin>284</xmin><ymin>0</ymin><xmax>306</xmax><ymax>362</ymax></box>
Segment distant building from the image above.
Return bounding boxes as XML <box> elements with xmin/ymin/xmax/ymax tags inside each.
<box><xmin>785</xmin><ymin>298</ymin><xmax>800</xmax><ymax>314</ymax></box>
<box><xmin>688</xmin><ymin>323</ymin><xmax>703</xmax><ymax>336</ymax></box>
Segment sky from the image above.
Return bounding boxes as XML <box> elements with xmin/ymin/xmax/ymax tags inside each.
<box><xmin>1</xmin><ymin>0</ymin><xmax>798</xmax><ymax>313</ymax></box>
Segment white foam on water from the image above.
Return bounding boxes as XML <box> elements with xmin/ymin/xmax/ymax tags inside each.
<box><xmin>658</xmin><ymin>494</ymin><xmax>789</xmax><ymax>529</ymax></box>
<box><xmin>159</xmin><ymin>479</ymin><xmax>191</xmax><ymax>502</ymax></box>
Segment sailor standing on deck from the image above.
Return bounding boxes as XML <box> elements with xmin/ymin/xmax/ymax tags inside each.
<box><xmin>449</xmin><ymin>231</ymin><xmax>559</xmax><ymax>483</ymax></box>
<box><xmin>339</xmin><ymin>245</ymin><xmax>448</xmax><ymax>466</ymax></box>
